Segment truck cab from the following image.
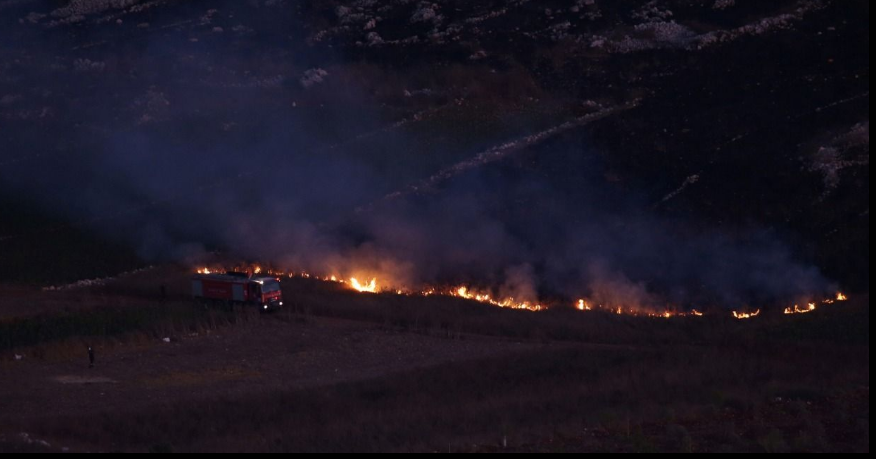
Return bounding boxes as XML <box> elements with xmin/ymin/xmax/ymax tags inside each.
<box><xmin>251</xmin><ymin>276</ymin><xmax>283</xmax><ymax>311</ymax></box>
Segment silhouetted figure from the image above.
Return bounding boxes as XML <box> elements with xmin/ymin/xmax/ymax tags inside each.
<box><xmin>88</xmin><ymin>346</ymin><xmax>95</xmax><ymax>369</ymax></box>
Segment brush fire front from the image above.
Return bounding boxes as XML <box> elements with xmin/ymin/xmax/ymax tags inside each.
<box><xmin>193</xmin><ymin>266</ymin><xmax>847</xmax><ymax>319</ymax></box>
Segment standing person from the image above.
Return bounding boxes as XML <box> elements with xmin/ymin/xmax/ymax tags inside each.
<box><xmin>88</xmin><ymin>346</ymin><xmax>95</xmax><ymax>369</ymax></box>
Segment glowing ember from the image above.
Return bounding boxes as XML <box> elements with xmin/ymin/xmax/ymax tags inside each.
<box><xmin>576</xmin><ymin>299</ymin><xmax>592</xmax><ymax>311</ymax></box>
<box><xmin>197</xmin><ymin>267</ymin><xmax>212</xmax><ymax>274</ymax></box>
<box><xmin>732</xmin><ymin>310</ymin><xmax>761</xmax><ymax>320</ymax></box>
<box><xmin>836</xmin><ymin>292</ymin><xmax>848</xmax><ymax>301</ymax></box>
<box><xmin>784</xmin><ymin>303</ymin><xmax>817</xmax><ymax>315</ymax></box>
<box><xmin>691</xmin><ymin>310</ymin><xmax>704</xmax><ymax>317</ymax></box>
<box><xmin>350</xmin><ymin>278</ymin><xmax>378</xmax><ymax>293</ymax></box>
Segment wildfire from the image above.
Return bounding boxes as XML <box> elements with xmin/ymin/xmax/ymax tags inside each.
<box><xmin>785</xmin><ymin>293</ymin><xmax>849</xmax><ymax>314</ymax></box>
<box><xmin>350</xmin><ymin>277</ymin><xmax>378</xmax><ymax>293</ymax></box>
<box><xmin>574</xmin><ymin>299</ymin><xmax>702</xmax><ymax>318</ymax></box>
<box><xmin>784</xmin><ymin>303</ymin><xmax>817</xmax><ymax>315</ymax></box>
<box><xmin>732</xmin><ymin>310</ymin><xmax>761</xmax><ymax>320</ymax></box>
<box><xmin>451</xmin><ymin>286</ymin><xmax>542</xmax><ymax>311</ymax></box>
<box><xmin>190</xmin><ymin>265</ymin><xmax>850</xmax><ymax>320</ymax></box>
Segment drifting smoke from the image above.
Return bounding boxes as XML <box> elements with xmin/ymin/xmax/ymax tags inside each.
<box><xmin>0</xmin><ymin>2</ymin><xmax>833</xmax><ymax>309</ymax></box>
<box><xmin>334</xmin><ymin>145</ymin><xmax>831</xmax><ymax>308</ymax></box>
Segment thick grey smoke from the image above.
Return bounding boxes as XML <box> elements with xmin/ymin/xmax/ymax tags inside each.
<box><xmin>341</xmin><ymin>147</ymin><xmax>831</xmax><ymax>308</ymax></box>
<box><xmin>0</xmin><ymin>1</ymin><xmax>832</xmax><ymax>308</ymax></box>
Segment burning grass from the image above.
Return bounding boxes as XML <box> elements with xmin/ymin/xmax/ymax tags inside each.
<box><xmin>2</xmin><ymin>264</ymin><xmax>862</xmax><ymax>358</ymax></box>
<box><xmin>195</xmin><ymin>264</ymin><xmax>849</xmax><ymax>320</ymax></box>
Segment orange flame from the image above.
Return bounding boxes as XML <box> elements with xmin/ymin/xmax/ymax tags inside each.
<box><xmin>350</xmin><ymin>278</ymin><xmax>378</xmax><ymax>293</ymax></box>
<box><xmin>451</xmin><ymin>286</ymin><xmax>542</xmax><ymax>311</ymax></box>
<box><xmin>784</xmin><ymin>303</ymin><xmax>817</xmax><ymax>315</ymax></box>
<box><xmin>190</xmin><ymin>265</ymin><xmax>850</xmax><ymax>320</ymax></box>
<box><xmin>732</xmin><ymin>310</ymin><xmax>761</xmax><ymax>320</ymax></box>
<box><xmin>573</xmin><ymin>301</ymin><xmax>700</xmax><ymax>318</ymax></box>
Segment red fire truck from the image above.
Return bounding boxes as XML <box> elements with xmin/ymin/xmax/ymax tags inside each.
<box><xmin>192</xmin><ymin>272</ymin><xmax>283</xmax><ymax>311</ymax></box>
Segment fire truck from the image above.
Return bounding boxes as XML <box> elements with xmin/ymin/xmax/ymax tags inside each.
<box><xmin>192</xmin><ymin>272</ymin><xmax>283</xmax><ymax>311</ymax></box>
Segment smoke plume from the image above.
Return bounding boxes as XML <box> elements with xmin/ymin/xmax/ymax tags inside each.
<box><xmin>0</xmin><ymin>1</ymin><xmax>833</xmax><ymax>309</ymax></box>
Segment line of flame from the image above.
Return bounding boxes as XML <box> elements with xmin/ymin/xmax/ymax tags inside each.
<box><xmin>194</xmin><ymin>266</ymin><xmax>847</xmax><ymax>319</ymax></box>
